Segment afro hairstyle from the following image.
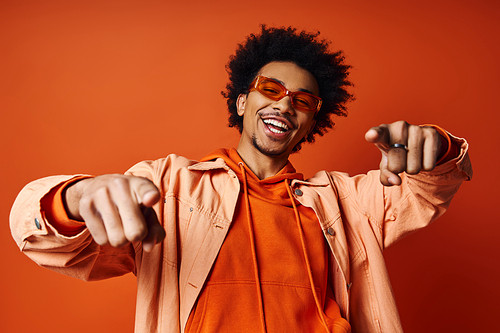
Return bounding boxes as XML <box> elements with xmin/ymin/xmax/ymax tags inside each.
<box><xmin>222</xmin><ymin>25</ymin><xmax>354</xmax><ymax>152</ymax></box>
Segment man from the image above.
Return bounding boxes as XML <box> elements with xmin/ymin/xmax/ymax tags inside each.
<box><xmin>10</xmin><ymin>26</ymin><xmax>472</xmax><ymax>332</ymax></box>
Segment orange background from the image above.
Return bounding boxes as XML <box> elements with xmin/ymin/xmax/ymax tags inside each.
<box><xmin>1</xmin><ymin>0</ymin><xmax>498</xmax><ymax>332</ymax></box>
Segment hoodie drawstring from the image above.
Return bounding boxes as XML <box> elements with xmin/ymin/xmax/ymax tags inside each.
<box><xmin>285</xmin><ymin>178</ymin><xmax>331</xmax><ymax>333</ymax></box>
<box><xmin>238</xmin><ymin>162</ymin><xmax>330</xmax><ymax>333</ymax></box>
<box><xmin>239</xmin><ymin>162</ymin><xmax>268</xmax><ymax>333</ymax></box>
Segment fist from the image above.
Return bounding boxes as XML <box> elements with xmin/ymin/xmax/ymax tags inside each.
<box><xmin>65</xmin><ymin>174</ymin><xmax>165</xmax><ymax>252</ymax></box>
<box><xmin>365</xmin><ymin>121</ymin><xmax>443</xmax><ymax>186</ymax></box>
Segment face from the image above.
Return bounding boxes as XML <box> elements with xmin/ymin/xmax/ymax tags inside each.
<box><xmin>236</xmin><ymin>61</ymin><xmax>319</xmax><ymax>158</ymax></box>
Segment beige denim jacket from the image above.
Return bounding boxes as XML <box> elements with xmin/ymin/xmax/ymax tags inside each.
<box><xmin>10</xmin><ymin>135</ymin><xmax>471</xmax><ymax>333</ymax></box>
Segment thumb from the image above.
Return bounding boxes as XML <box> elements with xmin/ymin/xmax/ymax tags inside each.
<box><xmin>379</xmin><ymin>158</ymin><xmax>402</xmax><ymax>186</ymax></box>
<box><xmin>132</xmin><ymin>177</ymin><xmax>161</xmax><ymax>207</ymax></box>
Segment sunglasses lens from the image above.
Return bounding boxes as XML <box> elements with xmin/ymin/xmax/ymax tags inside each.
<box><xmin>255</xmin><ymin>77</ymin><xmax>320</xmax><ymax>112</ymax></box>
<box><xmin>292</xmin><ymin>94</ymin><xmax>318</xmax><ymax>111</ymax></box>
<box><xmin>258</xmin><ymin>79</ymin><xmax>285</xmax><ymax>99</ymax></box>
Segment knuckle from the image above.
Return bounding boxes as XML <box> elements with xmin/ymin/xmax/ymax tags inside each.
<box><xmin>429</xmin><ymin>128</ymin><xmax>440</xmax><ymax>141</ymax></box>
<box><xmin>111</xmin><ymin>176</ymin><xmax>130</xmax><ymax>191</ymax></box>
<box><xmin>82</xmin><ymin>215</ymin><xmax>100</xmax><ymax>231</ymax></box>
<box><xmin>421</xmin><ymin>125</ymin><xmax>439</xmax><ymax>139</ymax></box>
<box><xmin>79</xmin><ymin>191</ymin><xmax>91</xmax><ymax>203</ymax></box>
<box><xmin>387</xmin><ymin>121</ymin><xmax>409</xmax><ymax>141</ymax></box>
<box><xmin>79</xmin><ymin>195</ymin><xmax>93</xmax><ymax>211</ymax></box>
<box><xmin>409</xmin><ymin>124</ymin><xmax>422</xmax><ymax>137</ymax></box>
<box><xmin>94</xmin><ymin>235</ymin><xmax>109</xmax><ymax>246</ymax></box>
<box><xmin>393</xmin><ymin>120</ymin><xmax>409</xmax><ymax>131</ymax></box>
<box><xmin>387</xmin><ymin>162</ymin><xmax>404</xmax><ymax>174</ymax></box>
<box><xmin>136</xmin><ymin>177</ymin><xmax>156</xmax><ymax>191</ymax></box>
<box><xmin>390</xmin><ymin>167</ymin><xmax>405</xmax><ymax>175</ymax></box>
<box><xmin>108</xmin><ymin>235</ymin><xmax>128</xmax><ymax>248</ymax></box>
<box><xmin>422</xmin><ymin>164</ymin><xmax>435</xmax><ymax>172</ymax></box>
<box><xmin>406</xmin><ymin>165</ymin><xmax>421</xmax><ymax>175</ymax></box>
<box><xmin>87</xmin><ymin>226</ymin><xmax>108</xmax><ymax>245</ymax></box>
<box><xmin>377</xmin><ymin>123</ymin><xmax>389</xmax><ymax>133</ymax></box>
<box><xmin>126</xmin><ymin>227</ymin><xmax>148</xmax><ymax>242</ymax></box>
<box><xmin>94</xmin><ymin>186</ymin><xmax>110</xmax><ymax>198</ymax></box>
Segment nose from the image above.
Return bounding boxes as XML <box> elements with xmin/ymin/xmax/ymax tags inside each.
<box><xmin>272</xmin><ymin>96</ymin><xmax>295</xmax><ymax>115</ymax></box>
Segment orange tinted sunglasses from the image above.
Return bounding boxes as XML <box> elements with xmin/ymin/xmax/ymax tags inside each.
<box><xmin>248</xmin><ymin>76</ymin><xmax>322</xmax><ymax>113</ymax></box>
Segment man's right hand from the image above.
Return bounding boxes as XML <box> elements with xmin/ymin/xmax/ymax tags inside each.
<box><xmin>64</xmin><ymin>175</ymin><xmax>165</xmax><ymax>253</ymax></box>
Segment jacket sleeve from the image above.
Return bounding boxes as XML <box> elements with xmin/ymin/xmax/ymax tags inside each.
<box><xmin>335</xmin><ymin>132</ymin><xmax>472</xmax><ymax>249</ymax></box>
<box><xmin>9</xmin><ymin>159</ymin><xmax>161</xmax><ymax>281</ymax></box>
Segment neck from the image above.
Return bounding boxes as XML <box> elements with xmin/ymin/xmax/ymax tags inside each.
<box><xmin>236</xmin><ymin>144</ymin><xmax>290</xmax><ymax>180</ymax></box>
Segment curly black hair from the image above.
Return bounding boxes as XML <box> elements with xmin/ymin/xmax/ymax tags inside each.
<box><xmin>222</xmin><ymin>25</ymin><xmax>354</xmax><ymax>152</ymax></box>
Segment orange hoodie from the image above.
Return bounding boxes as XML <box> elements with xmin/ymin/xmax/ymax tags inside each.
<box><xmin>186</xmin><ymin>148</ymin><xmax>350</xmax><ymax>333</ymax></box>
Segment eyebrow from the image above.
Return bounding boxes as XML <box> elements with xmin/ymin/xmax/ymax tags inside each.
<box><xmin>269</xmin><ymin>76</ymin><xmax>316</xmax><ymax>95</ymax></box>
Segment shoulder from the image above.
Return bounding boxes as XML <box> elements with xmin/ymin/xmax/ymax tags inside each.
<box><xmin>305</xmin><ymin>169</ymin><xmax>382</xmax><ymax>192</ymax></box>
<box><xmin>126</xmin><ymin>154</ymin><xmax>233</xmax><ymax>186</ymax></box>
<box><xmin>124</xmin><ymin>154</ymin><xmax>200</xmax><ymax>179</ymax></box>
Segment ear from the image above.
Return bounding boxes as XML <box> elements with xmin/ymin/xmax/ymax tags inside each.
<box><xmin>236</xmin><ymin>94</ymin><xmax>247</xmax><ymax>116</ymax></box>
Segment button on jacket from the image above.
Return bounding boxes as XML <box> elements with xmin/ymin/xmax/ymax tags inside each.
<box><xmin>10</xmin><ymin>134</ymin><xmax>471</xmax><ymax>333</ymax></box>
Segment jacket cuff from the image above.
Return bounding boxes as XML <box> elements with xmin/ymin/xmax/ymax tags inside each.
<box><xmin>40</xmin><ymin>176</ymin><xmax>91</xmax><ymax>236</ymax></box>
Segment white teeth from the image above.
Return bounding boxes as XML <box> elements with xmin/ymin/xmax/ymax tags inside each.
<box><xmin>269</xmin><ymin>127</ymin><xmax>284</xmax><ymax>134</ymax></box>
<box><xmin>263</xmin><ymin>119</ymin><xmax>289</xmax><ymax>132</ymax></box>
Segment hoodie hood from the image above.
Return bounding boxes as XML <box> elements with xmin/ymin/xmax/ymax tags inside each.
<box><xmin>201</xmin><ymin>148</ymin><xmax>304</xmax><ymax>207</ymax></box>
<box><xmin>201</xmin><ymin>148</ymin><xmax>303</xmax><ymax>183</ymax></box>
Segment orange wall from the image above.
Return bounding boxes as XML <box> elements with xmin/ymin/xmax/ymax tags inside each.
<box><xmin>1</xmin><ymin>1</ymin><xmax>498</xmax><ymax>332</ymax></box>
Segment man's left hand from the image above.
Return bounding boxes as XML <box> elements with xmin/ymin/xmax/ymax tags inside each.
<box><xmin>365</xmin><ymin>120</ymin><xmax>443</xmax><ymax>186</ymax></box>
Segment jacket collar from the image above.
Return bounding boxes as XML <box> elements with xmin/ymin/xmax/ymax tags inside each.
<box><xmin>187</xmin><ymin>158</ymin><xmax>231</xmax><ymax>172</ymax></box>
<box><xmin>189</xmin><ymin>158</ymin><xmax>330</xmax><ymax>187</ymax></box>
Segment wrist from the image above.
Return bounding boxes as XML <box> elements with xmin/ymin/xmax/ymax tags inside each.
<box><xmin>63</xmin><ymin>178</ymin><xmax>92</xmax><ymax>221</ymax></box>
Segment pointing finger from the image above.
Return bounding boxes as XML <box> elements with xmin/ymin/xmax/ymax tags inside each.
<box><xmin>141</xmin><ymin>207</ymin><xmax>165</xmax><ymax>253</ymax></box>
<box><xmin>365</xmin><ymin>125</ymin><xmax>390</xmax><ymax>149</ymax></box>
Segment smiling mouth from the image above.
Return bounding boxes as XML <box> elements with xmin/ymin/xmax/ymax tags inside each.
<box><xmin>262</xmin><ymin>118</ymin><xmax>289</xmax><ymax>134</ymax></box>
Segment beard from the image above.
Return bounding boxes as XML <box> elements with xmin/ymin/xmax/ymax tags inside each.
<box><xmin>251</xmin><ymin>134</ymin><xmax>288</xmax><ymax>157</ymax></box>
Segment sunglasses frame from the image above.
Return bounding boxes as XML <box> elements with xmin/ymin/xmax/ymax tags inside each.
<box><xmin>248</xmin><ymin>76</ymin><xmax>322</xmax><ymax>113</ymax></box>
